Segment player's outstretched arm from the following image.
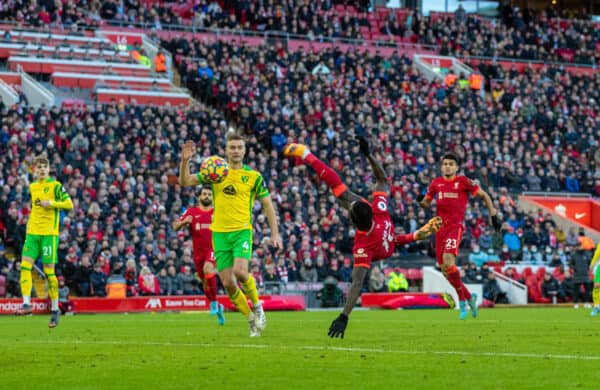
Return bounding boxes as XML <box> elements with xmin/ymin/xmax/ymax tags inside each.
<box><xmin>357</xmin><ymin>136</ymin><xmax>388</xmax><ymax>192</ymax></box>
<box><xmin>417</xmin><ymin>193</ymin><xmax>432</xmax><ymax>209</ymax></box>
<box><xmin>178</xmin><ymin>140</ymin><xmax>202</xmax><ymax>187</ymax></box>
<box><xmin>476</xmin><ymin>188</ymin><xmax>501</xmax><ymax>231</ymax></box>
<box><xmin>172</xmin><ymin>216</ymin><xmax>192</xmax><ymax>232</ymax></box>
<box><xmin>328</xmin><ymin>266</ymin><xmax>368</xmax><ymax>339</ymax></box>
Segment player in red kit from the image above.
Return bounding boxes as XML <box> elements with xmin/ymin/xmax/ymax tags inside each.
<box><xmin>420</xmin><ymin>151</ymin><xmax>501</xmax><ymax>320</ymax></box>
<box><xmin>173</xmin><ymin>186</ymin><xmax>225</xmax><ymax>325</ymax></box>
<box><xmin>284</xmin><ymin>138</ymin><xmax>442</xmax><ymax>338</ymax></box>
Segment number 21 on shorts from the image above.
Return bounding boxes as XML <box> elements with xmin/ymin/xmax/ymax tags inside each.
<box><xmin>445</xmin><ymin>238</ymin><xmax>457</xmax><ymax>250</ymax></box>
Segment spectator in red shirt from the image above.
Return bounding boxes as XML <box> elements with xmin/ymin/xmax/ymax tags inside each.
<box><xmin>138</xmin><ymin>266</ymin><xmax>160</xmax><ymax>296</ymax></box>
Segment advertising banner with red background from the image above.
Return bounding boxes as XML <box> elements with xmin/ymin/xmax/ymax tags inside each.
<box><xmin>102</xmin><ymin>31</ymin><xmax>144</xmax><ymax>46</ymax></box>
<box><xmin>0</xmin><ymin>295</ymin><xmax>305</xmax><ymax>315</ymax></box>
<box><xmin>362</xmin><ymin>292</ymin><xmax>452</xmax><ymax>309</ymax></box>
<box><xmin>523</xmin><ymin>196</ymin><xmax>600</xmax><ymax>231</ymax></box>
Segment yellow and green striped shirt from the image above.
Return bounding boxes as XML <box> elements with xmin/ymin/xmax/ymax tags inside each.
<box><xmin>198</xmin><ymin>165</ymin><xmax>269</xmax><ymax>232</ymax></box>
<box><xmin>27</xmin><ymin>178</ymin><xmax>73</xmax><ymax>236</ymax></box>
<box><xmin>591</xmin><ymin>243</ymin><xmax>600</xmax><ymax>269</ymax></box>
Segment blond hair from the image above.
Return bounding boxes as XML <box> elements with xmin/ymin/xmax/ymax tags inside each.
<box><xmin>33</xmin><ymin>154</ymin><xmax>49</xmax><ymax>166</ymax></box>
<box><xmin>225</xmin><ymin>131</ymin><xmax>246</xmax><ymax>143</ymax></box>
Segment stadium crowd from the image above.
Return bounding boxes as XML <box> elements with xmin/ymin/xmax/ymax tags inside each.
<box><xmin>1</xmin><ymin>1</ymin><xmax>598</xmax><ymax>65</ymax></box>
<box><xmin>435</xmin><ymin>6</ymin><xmax>599</xmax><ymax>65</ymax></box>
<box><xmin>0</xmin><ymin>4</ymin><xmax>599</xmax><ymax>301</ymax></box>
<box><xmin>1</xmin><ymin>44</ymin><xmax>599</xmax><ymax>299</ymax></box>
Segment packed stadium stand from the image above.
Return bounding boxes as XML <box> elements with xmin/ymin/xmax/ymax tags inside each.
<box><xmin>0</xmin><ymin>1</ymin><xmax>598</xmax><ymax>306</ymax></box>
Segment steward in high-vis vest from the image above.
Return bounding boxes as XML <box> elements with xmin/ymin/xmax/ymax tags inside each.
<box><xmin>154</xmin><ymin>50</ymin><xmax>167</xmax><ymax>73</ymax></box>
<box><xmin>106</xmin><ymin>273</ymin><xmax>127</xmax><ymax>298</ymax></box>
<box><xmin>444</xmin><ymin>71</ymin><xmax>458</xmax><ymax>87</ymax></box>
<box><xmin>387</xmin><ymin>271</ymin><xmax>408</xmax><ymax>292</ymax></box>
<box><xmin>132</xmin><ymin>50</ymin><xmax>152</xmax><ymax>68</ymax></box>
<box><xmin>469</xmin><ymin>72</ymin><xmax>483</xmax><ymax>90</ymax></box>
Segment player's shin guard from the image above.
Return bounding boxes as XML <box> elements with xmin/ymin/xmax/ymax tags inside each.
<box><xmin>445</xmin><ymin>264</ymin><xmax>471</xmax><ymax>301</ymax></box>
<box><xmin>19</xmin><ymin>263</ymin><xmax>33</xmax><ymax>304</ymax></box>
<box><xmin>241</xmin><ymin>274</ymin><xmax>260</xmax><ymax>305</ymax></box>
<box><xmin>229</xmin><ymin>288</ymin><xmax>250</xmax><ymax>317</ymax></box>
<box><xmin>46</xmin><ymin>271</ymin><xmax>59</xmax><ymax>311</ymax></box>
<box><xmin>305</xmin><ymin>154</ymin><xmax>348</xmax><ymax>197</ymax></box>
<box><xmin>204</xmin><ymin>273</ymin><xmax>217</xmax><ymax>303</ymax></box>
<box><xmin>593</xmin><ymin>288</ymin><xmax>600</xmax><ymax>307</ymax></box>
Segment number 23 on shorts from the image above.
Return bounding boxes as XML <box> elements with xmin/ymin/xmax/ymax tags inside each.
<box><xmin>445</xmin><ymin>238</ymin><xmax>457</xmax><ymax>250</ymax></box>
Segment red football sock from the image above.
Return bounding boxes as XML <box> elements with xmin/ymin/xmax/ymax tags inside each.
<box><xmin>204</xmin><ymin>273</ymin><xmax>218</xmax><ymax>303</ymax></box>
<box><xmin>445</xmin><ymin>265</ymin><xmax>471</xmax><ymax>301</ymax></box>
<box><xmin>305</xmin><ymin>154</ymin><xmax>347</xmax><ymax>197</ymax></box>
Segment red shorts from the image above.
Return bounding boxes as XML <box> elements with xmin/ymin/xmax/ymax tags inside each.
<box><xmin>352</xmin><ymin>245</ymin><xmax>392</xmax><ymax>269</ymax></box>
<box><xmin>435</xmin><ymin>225</ymin><xmax>464</xmax><ymax>265</ymax></box>
<box><xmin>194</xmin><ymin>249</ymin><xmax>215</xmax><ymax>279</ymax></box>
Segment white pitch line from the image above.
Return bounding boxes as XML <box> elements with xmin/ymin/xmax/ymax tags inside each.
<box><xmin>9</xmin><ymin>339</ymin><xmax>600</xmax><ymax>361</ymax></box>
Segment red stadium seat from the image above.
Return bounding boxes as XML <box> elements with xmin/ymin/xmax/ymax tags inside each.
<box><xmin>375</xmin><ymin>7</ymin><xmax>388</xmax><ymax>20</ymax></box>
<box><xmin>552</xmin><ymin>267</ymin><xmax>565</xmax><ymax>282</ymax></box>
<box><xmin>525</xmin><ymin>276</ymin><xmax>543</xmax><ymax>303</ymax></box>
<box><xmin>359</xmin><ymin>26</ymin><xmax>372</xmax><ymax>40</ymax></box>
<box><xmin>406</xmin><ymin>268</ymin><xmax>423</xmax><ymax>281</ymax></box>
<box><xmin>536</xmin><ymin>267</ymin><xmax>547</xmax><ymax>280</ymax></box>
<box><xmin>522</xmin><ymin>267</ymin><xmax>533</xmax><ymax>279</ymax></box>
<box><xmin>509</xmin><ymin>268</ymin><xmax>522</xmax><ymax>281</ymax></box>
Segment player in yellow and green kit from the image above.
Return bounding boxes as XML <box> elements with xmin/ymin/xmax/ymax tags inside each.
<box><xmin>17</xmin><ymin>155</ymin><xmax>73</xmax><ymax>328</ymax></box>
<box><xmin>590</xmin><ymin>243</ymin><xmax>600</xmax><ymax>317</ymax></box>
<box><xmin>179</xmin><ymin>132</ymin><xmax>282</xmax><ymax>337</ymax></box>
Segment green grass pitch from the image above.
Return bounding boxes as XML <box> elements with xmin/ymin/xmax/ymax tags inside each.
<box><xmin>1</xmin><ymin>308</ymin><xmax>600</xmax><ymax>389</ymax></box>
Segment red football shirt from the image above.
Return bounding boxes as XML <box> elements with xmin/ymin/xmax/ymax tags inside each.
<box><xmin>179</xmin><ymin>207</ymin><xmax>213</xmax><ymax>252</ymax></box>
<box><xmin>425</xmin><ymin>176</ymin><xmax>480</xmax><ymax>229</ymax></box>
<box><xmin>353</xmin><ymin>192</ymin><xmax>395</xmax><ymax>267</ymax></box>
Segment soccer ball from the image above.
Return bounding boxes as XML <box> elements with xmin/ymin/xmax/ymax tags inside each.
<box><xmin>199</xmin><ymin>156</ymin><xmax>229</xmax><ymax>184</ymax></box>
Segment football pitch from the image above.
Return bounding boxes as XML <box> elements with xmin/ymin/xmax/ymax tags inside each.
<box><xmin>1</xmin><ymin>308</ymin><xmax>599</xmax><ymax>389</ymax></box>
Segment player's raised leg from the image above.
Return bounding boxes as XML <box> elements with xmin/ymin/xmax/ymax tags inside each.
<box><xmin>283</xmin><ymin>144</ymin><xmax>348</xmax><ymax>198</ymax></box>
<box><xmin>18</xmin><ymin>233</ymin><xmax>41</xmax><ymax>315</ymax></box>
<box><xmin>17</xmin><ymin>258</ymin><xmax>34</xmax><ymax>315</ymax></box>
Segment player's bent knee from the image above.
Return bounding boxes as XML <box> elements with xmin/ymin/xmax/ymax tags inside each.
<box><xmin>220</xmin><ymin>277</ymin><xmax>236</xmax><ymax>290</ymax></box>
<box><xmin>232</xmin><ymin>259</ymin><xmax>249</xmax><ymax>278</ymax></box>
<box><xmin>204</xmin><ymin>264</ymin><xmax>215</xmax><ymax>275</ymax></box>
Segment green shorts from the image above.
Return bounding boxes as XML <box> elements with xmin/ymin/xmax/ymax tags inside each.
<box><xmin>212</xmin><ymin>230</ymin><xmax>252</xmax><ymax>272</ymax></box>
<box><xmin>22</xmin><ymin>234</ymin><xmax>59</xmax><ymax>265</ymax></box>
<box><xmin>594</xmin><ymin>265</ymin><xmax>600</xmax><ymax>284</ymax></box>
